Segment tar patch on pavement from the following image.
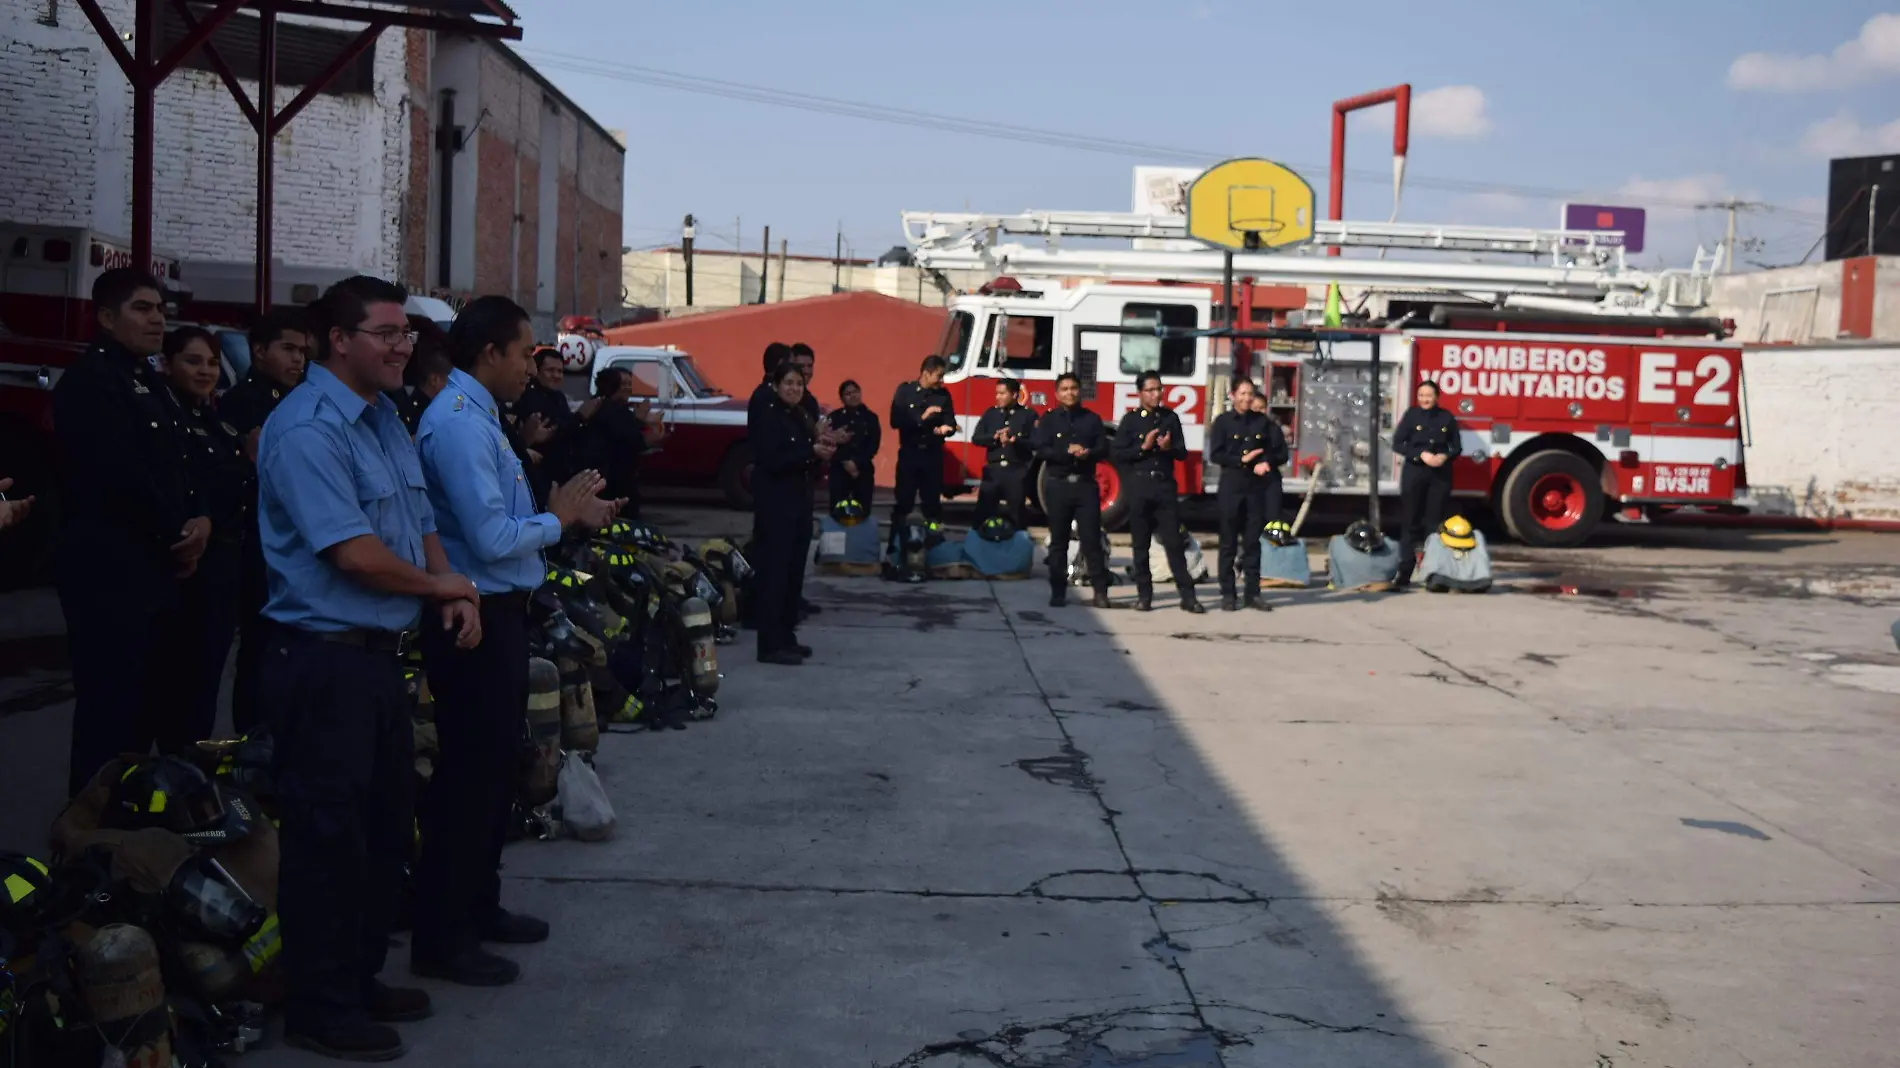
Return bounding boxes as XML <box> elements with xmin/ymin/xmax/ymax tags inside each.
<box><xmin>1680</xmin><ymin>818</ymin><xmax>1771</xmax><ymax>841</ymax></box>
<box><xmin>1014</xmin><ymin>741</ymin><xmax>1098</xmax><ymax>792</ymax></box>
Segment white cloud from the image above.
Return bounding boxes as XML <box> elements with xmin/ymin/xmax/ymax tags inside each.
<box><xmin>1412</xmin><ymin>85</ymin><xmax>1492</xmax><ymax>139</ymax></box>
<box><xmin>1799</xmin><ymin>113</ymin><xmax>1900</xmax><ymax>157</ymax></box>
<box><xmin>1615</xmin><ymin>173</ymin><xmax>1734</xmax><ymax>214</ymax></box>
<box><xmin>1727</xmin><ymin>13</ymin><xmax>1900</xmax><ymax>92</ymax></box>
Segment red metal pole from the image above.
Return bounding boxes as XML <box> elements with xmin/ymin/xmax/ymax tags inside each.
<box><xmin>254</xmin><ymin>4</ymin><xmax>277</xmax><ymax>313</ymax></box>
<box><xmin>1327</xmin><ymin>84</ymin><xmax>1411</xmax><ymax>257</ymax></box>
<box><xmin>131</xmin><ymin>0</ymin><xmax>156</xmax><ymax>275</ymax></box>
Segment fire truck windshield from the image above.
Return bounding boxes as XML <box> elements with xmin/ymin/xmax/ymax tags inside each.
<box><xmin>672</xmin><ymin>355</ymin><xmax>719</xmax><ymax>396</ymax></box>
<box><xmin>934</xmin><ymin>310</ymin><xmax>975</xmax><ymax>374</ymax></box>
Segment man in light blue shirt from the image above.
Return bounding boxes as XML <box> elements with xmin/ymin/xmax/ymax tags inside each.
<box><xmin>411</xmin><ymin>295</ymin><xmax>619</xmax><ymax>989</ymax></box>
<box><xmin>255</xmin><ymin>276</ymin><xmax>481</xmax><ymax>1062</ymax></box>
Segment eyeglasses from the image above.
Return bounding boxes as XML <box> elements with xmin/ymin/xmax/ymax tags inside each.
<box><xmin>349</xmin><ymin>326</ymin><xmax>419</xmax><ymax>347</ymax></box>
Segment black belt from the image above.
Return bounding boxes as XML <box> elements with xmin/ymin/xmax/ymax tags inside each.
<box><xmin>296</xmin><ymin>626</ymin><xmax>410</xmax><ymax>655</ymax></box>
<box><xmin>1049</xmin><ymin>469</ymin><xmax>1094</xmax><ymax>483</ymax></box>
<box><xmin>484</xmin><ymin>590</ymin><xmax>531</xmax><ymax>612</ymax></box>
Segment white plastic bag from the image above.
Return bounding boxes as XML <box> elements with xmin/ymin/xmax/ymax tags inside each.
<box><xmin>556</xmin><ymin>753</ymin><xmax>616</xmax><ymax>842</ymax></box>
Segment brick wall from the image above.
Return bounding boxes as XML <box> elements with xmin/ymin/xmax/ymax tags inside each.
<box><xmin>515</xmin><ymin>156</ymin><xmax>538</xmax><ymax>309</ymax></box>
<box><xmin>556</xmin><ymin>183</ymin><xmax>577</xmax><ymax>315</ymax></box>
<box><xmin>0</xmin><ymin>0</ymin><xmax>413</xmax><ymax>279</ymax></box>
<box><xmin>401</xmin><ymin>27</ymin><xmax>430</xmax><ymax>290</ymax></box>
<box><xmin>473</xmin><ymin>128</ymin><xmax>515</xmax><ymax>296</ymax></box>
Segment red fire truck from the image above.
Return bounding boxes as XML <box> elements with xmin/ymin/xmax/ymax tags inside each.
<box><xmin>905</xmin><ymin>210</ymin><xmax>1742</xmax><ymax>547</ymax></box>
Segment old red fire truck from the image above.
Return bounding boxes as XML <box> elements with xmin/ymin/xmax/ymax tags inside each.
<box><xmin>903</xmin><ymin>210</ymin><xmax>1742</xmax><ymax>547</ymax></box>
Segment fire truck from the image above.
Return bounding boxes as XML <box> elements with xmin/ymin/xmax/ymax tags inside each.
<box><xmin>903</xmin><ymin>210</ymin><xmax>1743</xmax><ymax>547</ymax></box>
<box><xmin>0</xmin><ymin>223</ymin><xmax>187</xmax><ymax>583</ymax></box>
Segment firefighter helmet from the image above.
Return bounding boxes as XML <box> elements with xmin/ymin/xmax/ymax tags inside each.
<box><xmin>830</xmin><ymin>498</ymin><xmax>868</xmax><ymax>527</ymax></box>
<box><xmin>1</xmin><ymin>853</ymin><xmax>51</xmax><ymax>925</ymax></box>
<box><xmin>1343</xmin><ymin>519</ymin><xmax>1386</xmax><ymax>555</ymax></box>
<box><xmin>108</xmin><ymin>756</ymin><xmax>255</xmax><ymax>846</ymax></box>
<box><xmin>1439</xmin><ymin>514</ymin><xmax>1478</xmax><ymax>551</ymax></box>
<box><xmin>976</xmin><ymin>515</ymin><xmax>1018</xmax><ymax>543</ymax></box>
<box><xmin>1263</xmin><ymin>520</ymin><xmax>1297</xmax><ymax>547</ymax></box>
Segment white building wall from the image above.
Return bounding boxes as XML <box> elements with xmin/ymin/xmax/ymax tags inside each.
<box><xmin>0</xmin><ymin>0</ymin><xmax>410</xmax><ymax>279</ymax></box>
<box><xmin>1740</xmin><ymin>343</ymin><xmax>1900</xmax><ymax>520</ymax></box>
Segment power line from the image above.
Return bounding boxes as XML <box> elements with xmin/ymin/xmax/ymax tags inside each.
<box><xmin>519</xmin><ymin>46</ymin><xmax>1826</xmax><ymax>221</ymax></box>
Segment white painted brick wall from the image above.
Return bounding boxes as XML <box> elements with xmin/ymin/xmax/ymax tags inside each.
<box><xmin>1</xmin><ymin>0</ymin><xmax>412</xmax><ymax>275</ymax></box>
<box><xmin>1741</xmin><ymin>344</ymin><xmax>1900</xmax><ymax>520</ymax></box>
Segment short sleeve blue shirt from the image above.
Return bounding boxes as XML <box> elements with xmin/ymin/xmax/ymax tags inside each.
<box><xmin>416</xmin><ymin>368</ymin><xmax>561</xmax><ymax>594</ymax></box>
<box><xmin>257</xmin><ymin>362</ymin><xmax>437</xmax><ymax>632</ymax></box>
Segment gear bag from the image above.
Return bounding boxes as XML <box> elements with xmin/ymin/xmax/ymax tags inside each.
<box><xmin>1420</xmin><ymin>530</ymin><xmax>1493</xmax><ymax>593</ymax></box>
<box><xmin>1326</xmin><ymin>533</ymin><xmax>1400</xmax><ymax>591</ymax></box>
<box><xmin>816</xmin><ymin>512</ymin><xmax>882</xmax><ymax>573</ymax></box>
<box><xmin>961</xmin><ymin>529</ymin><xmax>1033</xmax><ymax>578</ymax></box>
<box><xmin>1258</xmin><ymin>537</ymin><xmax>1311</xmax><ymax>588</ymax></box>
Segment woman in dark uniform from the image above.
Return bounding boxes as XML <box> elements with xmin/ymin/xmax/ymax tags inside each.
<box><xmin>1390</xmin><ymin>379</ymin><xmax>1463</xmax><ymax>588</ymax></box>
<box><xmin>824</xmin><ymin>378</ymin><xmax>880</xmax><ymax>513</ymax></box>
<box><xmin>152</xmin><ymin>326</ymin><xmax>256</xmax><ymax>743</ymax></box>
<box><xmin>749</xmin><ymin>363</ymin><xmax>834</xmax><ymax>665</ymax></box>
<box><xmin>1206</xmin><ymin>377</ymin><xmax>1288</xmax><ymax>611</ymax></box>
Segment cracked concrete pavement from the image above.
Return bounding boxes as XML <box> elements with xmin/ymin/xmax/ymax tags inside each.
<box><xmin>2</xmin><ymin>516</ymin><xmax>1897</xmax><ymax>1066</ymax></box>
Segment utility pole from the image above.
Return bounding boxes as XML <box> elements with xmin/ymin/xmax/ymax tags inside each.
<box><xmin>759</xmin><ymin>225</ymin><xmax>771</xmax><ymax>305</ymax></box>
<box><xmin>834</xmin><ymin>224</ymin><xmax>843</xmax><ymax>293</ymax></box>
<box><xmin>776</xmin><ymin>238</ymin><xmax>788</xmax><ymax>303</ymax></box>
<box><xmin>1696</xmin><ymin>198</ymin><xmax>1765</xmax><ymax>273</ymax></box>
<box><xmin>681</xmin><ymin>214</ymin><xmax>695</xmax><ymax>307</ymax></box>
<box><xmin>1869</xmin><ymin>184</ymin><xmax>1881</xmax><ymax>257</ymax></box>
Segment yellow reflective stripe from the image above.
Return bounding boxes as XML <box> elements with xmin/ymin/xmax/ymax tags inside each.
<box><xmin>241</xmin><ymin>913</ymin><xmax>282</xmax><ymax>972</ymax></box>
<box><xmin>5</xmin><ymin>873</ymin><xmax>36</xmax><ymax>904</ymax></box>
<box><xmin>148</xmin><ymin>790</ymin><xmax>167</xmax><ymax>813</ymax></box>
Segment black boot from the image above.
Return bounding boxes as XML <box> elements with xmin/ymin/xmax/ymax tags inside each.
<box><xmin>1135</xmin><ymin>591</ymin><xmax>1154</xmax><ymax>612</ymax></box>
<box><xmin>1091</xmin><ymin>588</ymin><xmax>1111</xmax><ymax>609</ymax></box>
<box><xmin>1244</xmin><ymin>592</ymin><xmax>1272</xmax><ymax>612</ymax></box>
<box><xmin>1179</xmin><ymin>593</ymin><xmax>1208</xmax><ymax>615</ymax></box>
<box><xmin>1050</xmin><ymin>587</ymin><xmax>1067</xmax><ymax>608</ymax></box>
<box><xmin>1219</xmin><ymin>592</ymin><xmax>1238</xmax><ymax>611</ymax></box>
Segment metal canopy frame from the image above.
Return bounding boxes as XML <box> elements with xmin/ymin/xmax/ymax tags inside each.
<box><xmin>70</xmin><ymin>0</ymin><xmax>522</xmax><ymax>312</ymax></box>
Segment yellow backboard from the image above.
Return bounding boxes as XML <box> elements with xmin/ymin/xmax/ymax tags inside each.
<box><xmin>1185</xmin><ymin>158</ymin><xmax>1315</xmax><ymax>251</ymax></box>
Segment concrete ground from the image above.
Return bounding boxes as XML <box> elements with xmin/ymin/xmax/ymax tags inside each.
<box><xmin>2</xmin><ymin>509</ymin><xmax>1898</xmax><ymax>1067</ymax></box>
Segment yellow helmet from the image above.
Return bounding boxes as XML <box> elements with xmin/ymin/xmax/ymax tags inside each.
<box><xmin>1439</xmin><ymin>515</ymin><xmax>1477</xmax><ymax>551</ymax></box>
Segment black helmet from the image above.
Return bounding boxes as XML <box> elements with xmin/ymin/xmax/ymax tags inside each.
<box><xmin>1344</xmin><ymin>519</ymin><xmax>1386</xmax><ymax>555</ymax></box>
<box><xmin>0</xmin><ymin>852</ymin><xmax>52</xmax><ymax>928</ymax></box>
<box><xmin>976</xmin><ymin>515</ymin><xmax>1018</xmax><ymax>543</ymax></box>
<box><xmin>108</xmin><ymin>756</ymin><xmax>254</xmax><ymax>846</ymax></box>
<box><xmin>208</xmin><ymin>732</ymin><xmax>275</xmax><ymax>801</ymax></box>
<box><xmin>1263</xmin><ymin>520</ymin><xmax>1297</xmax><ymax>547</ymax></box>
<box><xmin>830</xmin><ymin>497</ymin><xmax>868</xmax><ymax>527</ymax></box>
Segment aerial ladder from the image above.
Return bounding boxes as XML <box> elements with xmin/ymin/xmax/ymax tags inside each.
<box><xmin>901</xmin><ymin>210</ymin><xmax>1724</xmax><ymax>318</ymax></box>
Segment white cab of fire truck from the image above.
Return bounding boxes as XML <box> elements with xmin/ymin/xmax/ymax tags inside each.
<box><xmin>907</xmin><ymin>209</ymin><xmax>1743</xmax><ymax>547</ymax></box>
<box><xmin>585</xmin><ymin>344</ymin><xmax>756</xmax><ymax>510</ymax></box>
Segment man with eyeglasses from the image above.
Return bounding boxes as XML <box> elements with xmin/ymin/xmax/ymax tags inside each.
<box><xmin>220</xmin><ymin>307</ymin><xmax>311</xmax><ymax>734</ymax></box>
<box><xmin>1112</xmin><ymin>371</ymin><xmax>1206</xmax><ymax>614</ymax></box>
<box><xmin>255</xmin><ymin>275</ymin><xmax>481</xmax><ymax>1061</ymax></box>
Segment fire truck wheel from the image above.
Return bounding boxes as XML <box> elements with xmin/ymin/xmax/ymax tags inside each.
<box><xmin>1098</xmin><ymin>462</ymin><xmax>1129</xmax><ymax>532</ymax></box>
<box><xmin>1500</xmin><ymin>449</ymin><xmax>1603</xmax><ymax>548</ymax></box>
<box><xmin>719</xmin><ymin>442</ymin><xmax>754</xmax><ymax>511</ymax></box>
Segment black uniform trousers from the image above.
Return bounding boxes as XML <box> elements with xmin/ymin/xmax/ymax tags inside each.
<box><xmin>975</xmin><ymin>464</ymin><xmax>1027</xmax><ymax>529</ymax></box>
<box><xmin>1395</xmin><ymin>464</ymin><xmax>1454</xmax><ymax>584</ymax></box>
<box><xmin>891</xmin><ymin>447</ymin><xmax>945</xmax><ymax>529</ymax></box>
<box><xmin>149</xmin><ymin>574</ymin><xmax>239</xmax><ymax>748</ymax></box>
<box><xmin>263</xmin><ymin>626</ymin><xmax>414</xmax><ymax>1033</ymax></box>
<box><xmin>1216</xmin><ymin>475</ymin><xmax>1282</xmax><ymax>600</ymax></box>
<box><xmin>1126</xmin><ymin>473</ymin><xmax>1194</xmax><ymax>599</ymax></box>
<box><xmin>1043</xmin><ymin>474</ymin><xmax>1109</xmax><ymax>595</ymax></box>
<box><xmin>827</xmin><ymin>461</ymin><xmax>874</xmax><ymax>512</ymax></box>
<box><xmin>57</xmin><ymin>545</ymin><xmax>178</xmax><ymax>796</ymax></box>
<box><xmin>415</xmin><ymin>591</ymin><xmax>529</xmax><ymax>961</ymax></box>
<box><xmin>231</xmin><ymin>536</ymin><xmax>272</xmax><ymax>735</ymax></box>
<box><xmin>753</xmin><ymin>491</ymin><xmax>809</xmax><ymax>656</ymax></box>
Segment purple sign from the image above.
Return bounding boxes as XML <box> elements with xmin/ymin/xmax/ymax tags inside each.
<box><xmin>1562</xmin><ymin>203</ymin><xmax>1646</xmax><ymax>253</ymax></box>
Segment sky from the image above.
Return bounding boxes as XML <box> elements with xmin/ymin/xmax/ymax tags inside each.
<box><xmin>509</xmin><ymin>1</ymin><xmax>1898</xmax><ymax>274</ymax></box>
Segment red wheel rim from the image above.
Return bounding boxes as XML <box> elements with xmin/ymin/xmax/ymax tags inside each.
<box><xmin>1528</xmin><ymin>472</ymin><xmax>1585</xmax><ymax>530</ymax></box>
<box><xmin>1095</xmin><ymin>465</ymin><xmax>1121</xmax><ymax>509</ymax></box>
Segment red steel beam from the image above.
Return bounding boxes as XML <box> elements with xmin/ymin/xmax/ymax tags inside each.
<box><xmin>254</xmin><ymin>5</ymin><xmax>277</xmax><ymax>313</ymax></box>
<box><xmin>151</xmin><ymin>0</ymin><xmax>245</xmax><ymax>83</ymax></box>
<box><xmin>131</xmin><ymin>0</ymin><xmax>156</xmax><ymax>271</ymax></box>
<box><xmin>72</xmin><ymin>0</ymin><xmax>137</xmax><ymax>79</ymax></box>
<box><xmin>1328</xmin><ymin>84</ymin><xmax>1411</xmax><ymax>257</ymax></box>
<box><xmin>261</xmin><ymin>0</ymin><xmax>520</xmax><ymax>37</ymax></box>
<box><xmin>169</xmin><ymin>0</ymin><xmax>258</xmax><ymax>128</ymax></box>
<box><xmin>272</xmin><ymin>18</ymin><xmax>385</xmax><ymax>128</ymax></box>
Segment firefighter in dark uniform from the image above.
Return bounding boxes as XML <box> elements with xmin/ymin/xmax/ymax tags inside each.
<box><xmin>1207</xmin><ymin>377</ymin><xmax>1288</xmax><ymax>611</ymax></box>
<box><xmin>971</xmin><ymin>378</ymin><xmax>1036</xmax><ymax>529</ymax></box>
<box><xmin>148</xmin><ymin>327</ymin><xmax>256</xmax><ymax>743</ymax></box>
<box><xmin>824</xmin><ymin>378</ymin><xmax>880</xmax><ymax>512</ymax></box>
<box><xmin>220</xmin><ymin>309</ymin><xmax>310</xmax><ymax>734</ymax></box>
<box><xmin>1390</xmin><ymin>379</ymin><xmax>1463</xmax><ymax>589</ymax></box>
<box><xmin>256</xmin><ymin>276</ymin><xmax>478</xmax><ymax>1060</ymax></box>
<box><xmin>53</xmin><ymin>268</ymin><xmax>211</xmax><ymax>797</ymax></box>
<box><xmin>584</xmin><ymin>366</ymin><xmax>654</xmax><ymax>520</ymax></box>
<box><xmin>389</xmin><ymin>321</ymin><xmax>451</xmax><ymax>437</ymax></box>
<box><xmin>889</xmin><ymin>355</ymin><xmax>956</xmax><ymax>535</ymax></box>
<box><xmin>750</xmin><ymin>363</ymin><xmax>833</xmax><ymax>665</ymax></box>
<box><xmin>1032</xmin><ymin>372</ymin><xmax>1111</xmax><ymax>609</ymax></box>
<box><xmin>1111</xmin><ymin>371</ymin><xmax>1206</xmax><ymax>614</ymax></box>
